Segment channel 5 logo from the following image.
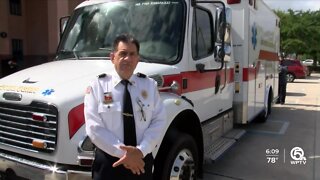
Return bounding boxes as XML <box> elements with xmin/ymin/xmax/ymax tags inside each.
<box><xmin>290</xmin><ymin>147</ymin><xmax>307</xmax><ymax>165</ymax></box>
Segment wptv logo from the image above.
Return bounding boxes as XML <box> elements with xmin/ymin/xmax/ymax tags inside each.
<box><xmin>290</xmin><ymin>147</ymin><xmax>307</xmax><ymax>165</ymax></box>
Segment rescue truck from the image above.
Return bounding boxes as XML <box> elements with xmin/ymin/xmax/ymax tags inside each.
<box><xmin>0</xmin><ymin>0</ymin><xmax>280</xmax><ymax>179</ymax></box>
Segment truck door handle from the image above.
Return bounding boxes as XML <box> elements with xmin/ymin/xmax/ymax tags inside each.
<box><xmin>215</xmin><ymin>75</ymin><xmax>221</xmax><ymax>94</ymax></box>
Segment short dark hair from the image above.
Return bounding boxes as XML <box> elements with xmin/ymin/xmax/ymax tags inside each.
<box><xmin>113</xmin><ymin>34</ymin><xmax>140</xmax><ymax>53</ymax></box>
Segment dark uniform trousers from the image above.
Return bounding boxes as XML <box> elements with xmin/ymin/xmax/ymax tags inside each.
<box><xmin>278</xmin><ymin>69</ymin><xmax>287</xmax><ymax>104</ymax></box>
<box><xmin>92</xmin><ymin>148</ymin><xmax>154</xmax><ymax>180</ymax></box>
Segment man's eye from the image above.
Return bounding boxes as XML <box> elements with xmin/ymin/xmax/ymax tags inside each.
<box><xmin>118</xmin><ymin>52</ymin><xmax>128</xmax><ymax>57</ymax></box>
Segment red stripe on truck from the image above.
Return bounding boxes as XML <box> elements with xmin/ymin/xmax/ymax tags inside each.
<box><xmin>243</xmin><ymin>50</ymin><xmax>279</xmax><ymax>81</ymax></box>
<box><xmin>162</xmin><ymin>68</ymin><xmax>234</xmax><ymax>94</ymax></box>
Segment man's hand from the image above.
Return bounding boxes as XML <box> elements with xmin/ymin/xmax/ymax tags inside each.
<box><xmin>112</xmin><ymin>146</ymin><xmax>145</xmax><ymax>175</ymax></box>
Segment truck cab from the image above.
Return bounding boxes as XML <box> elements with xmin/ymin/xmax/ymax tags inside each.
<box><xmin>0</xmin><ymin>0</ymin><xmax>279</xmax><ymax>179</ymax></box>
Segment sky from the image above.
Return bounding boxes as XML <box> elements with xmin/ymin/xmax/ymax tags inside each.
<box><xmin>263</xmin><ymin>0</ymin><xmax>320</xmax><ymax>12</ymax></box>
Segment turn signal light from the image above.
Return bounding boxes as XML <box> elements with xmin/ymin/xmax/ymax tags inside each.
<box><xmin>32</xmin><ymin>113</ymin><xmax>47</xmax><ymax>122</ymax></box>
<box><xmin>78</xmin><ymin>156</ymin><xmax>94</xmax><ymax>166</ymax></box>
<box><xmin>32</xmin><ymin>139</ymin><xmax>47</xmax><ymax>149</ymax></box>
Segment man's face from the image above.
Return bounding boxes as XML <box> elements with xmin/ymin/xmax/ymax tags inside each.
<box><xmin>111</xmin><ymin>41</ymin><xmax>139</xmax><ymax>80</ymax></box>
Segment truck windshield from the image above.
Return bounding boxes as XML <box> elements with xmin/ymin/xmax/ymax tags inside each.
<box><xmin>56</xmin><ymin>0</ymin><xmax>184</xmax><ymax>64</ymax></box>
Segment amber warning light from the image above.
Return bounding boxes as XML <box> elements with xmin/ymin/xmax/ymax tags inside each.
<box><xmin>32</xmin><ymin>139</ymin><xmax>47</xmax><ymax>149</ymax></box>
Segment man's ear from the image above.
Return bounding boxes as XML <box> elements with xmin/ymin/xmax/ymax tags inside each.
<box><xmin>110</xmin><ymin>52</ymin><xmax>114</xmax><ymax>63</ymax></box>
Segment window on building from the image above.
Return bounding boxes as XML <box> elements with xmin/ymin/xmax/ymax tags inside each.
<box><xmin>9</xmin><ymin>0</ymin><xmax>22</xmax><ymax>16</ymax></box>
<box><xmin>191</xmin><ymin>8</ymin><xmax>214</xmax><ymax>60</ymax></box>
<box><xmin>12</xmin><ymin>39</ymin><xmax>23</xmax><ymax>57</ymax></box>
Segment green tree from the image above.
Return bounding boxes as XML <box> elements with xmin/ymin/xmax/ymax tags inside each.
<box><xmin>275</xmin><ymin>9</ymin><xmax>320</xmax><ymax>65</ymax></box>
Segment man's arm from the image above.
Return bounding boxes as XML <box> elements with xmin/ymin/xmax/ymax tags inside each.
<box><xmin>84</xmin><ymin>81</ymin><xmax>125</xmax><ymax>158</ymax></box>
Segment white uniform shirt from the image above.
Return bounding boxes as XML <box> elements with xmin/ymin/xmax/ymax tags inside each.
<box><xmin>84</xmin><ymin>72</ymin><xmax>166</xmax><ymax>158</ymax></box>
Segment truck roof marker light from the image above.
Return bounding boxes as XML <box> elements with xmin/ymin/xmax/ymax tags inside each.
<box><xmin>68</xmin><ymin>104</ymin><xmax>85</xmax><ymax>139</ymax></box>
<box><xmin>32</xmin><ymin>139</ymin><xmax>47</xmax><ymax>149</ymax></box>
<box><xmin>227</xmin><ymin>0</ymin><xmax>241</xmax><ymax>4</ymax></box>
<box><xmin>32</xmin><ymin>113</ymin><xmax>47</xmax><ymax>122</ymax></box>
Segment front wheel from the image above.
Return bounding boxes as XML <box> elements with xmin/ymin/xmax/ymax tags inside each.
<box><xmin>154</xmin><ymin>132</ymin><xmax>199</xmax><ymax>180</ymax></box>
<box><xmin>307</xmin><ymin>67</ymin><xmax>311</xmax><ymax>76</ymax></box>
<box><xmin>257</xmin><ymin>91</ymin><xmax>272</xmax><ymax>122</ymax></box>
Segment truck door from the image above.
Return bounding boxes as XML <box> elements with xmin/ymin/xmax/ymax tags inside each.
<box><xmin>249</xmin><ymin>8</ymin><xmax>265</xmax><ymax>117</ymax></box>
<box><xmin>184</xmin><ymin>3</ymin><xmax>231</xmax><ymax>122</ymax></box>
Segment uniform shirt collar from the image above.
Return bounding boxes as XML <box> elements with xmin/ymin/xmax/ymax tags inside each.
<box><xmin>111</xmin><ymin>71</ymin><xmax>137</xmax><ymax>88</ymax></box>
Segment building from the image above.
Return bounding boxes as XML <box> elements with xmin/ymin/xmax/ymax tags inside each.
<box><xmin>0</xmin><ymin>0</ymin><xmax>85</xmax><ymax>77</ymax></box>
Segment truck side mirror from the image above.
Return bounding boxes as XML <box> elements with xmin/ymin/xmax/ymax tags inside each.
<box><xmin>214</xmin><ymin>45</ymin><xmax>225</xmax><ymax>62</ymax></box>
<box><xmin>224</xmin><ymin>45</ymin><xmax>232</xmax><ymax>62</ymax></box>
<box><xmin>215</xmin><ymin>7</ymin><xmax>226</xmax><ymax>63</ymax></box>
<box><xmin>224</xmin><ymin>8</ymin><xmax>232</xmax><ymax>59</ymax></box>
<box><xmin>215</xmin><ymin>8</ymin><xmax>225</xmax><ymax>43</ymax></box>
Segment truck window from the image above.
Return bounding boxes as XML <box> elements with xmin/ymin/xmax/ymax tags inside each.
<box><xmin>191</xmin><ymin>7</ymin><xmax>214</xmax><ymax>60</ymax></box>
<box><xmin>56</xmin><ymin>0</ymin><xmax>185</xmax><ymax>65</ymax></box>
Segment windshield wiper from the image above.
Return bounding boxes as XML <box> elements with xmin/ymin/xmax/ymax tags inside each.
<box><xmin>73</xmin><ymin>51</ymin><xmax>79</xmax><ymax>60</ymax></box>
<box><xmin>57</xmin><ymin>49</ymin><xmax>80</xmax><ymax>60</ymax></box>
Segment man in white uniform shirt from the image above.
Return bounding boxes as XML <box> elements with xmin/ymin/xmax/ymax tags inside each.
<box><xmin>84</xmin><ymin>34</ymin><xmax>166</xmax><ymax>180</ymax></box>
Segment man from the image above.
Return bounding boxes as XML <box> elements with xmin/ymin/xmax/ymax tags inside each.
<box><xmin>84</xmin><ymin>34</ymin><xmax>166</xmax><ymax>180</ymax></box>
<box><xmin>278</xmin><ymin>60</ymin><xmax>288</xmax><ymax>104</ymax></box>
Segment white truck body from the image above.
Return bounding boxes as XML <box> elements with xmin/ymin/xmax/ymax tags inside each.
<box><xmin>0</xmin><ymin>0</ymin><xmax>279</xmax><ymax>179</ymax></box>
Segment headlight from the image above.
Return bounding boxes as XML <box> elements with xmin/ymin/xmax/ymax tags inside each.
<box><xmin>79</xmin><ymin>136</ymin><xmax>94</xmax><ymax>152</ymax></box>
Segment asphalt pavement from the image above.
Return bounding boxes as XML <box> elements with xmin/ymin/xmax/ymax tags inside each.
<box><xmin>202</xmin><ymin>73</ymin><xmax>320</xmax><ymax>180</ymax></box>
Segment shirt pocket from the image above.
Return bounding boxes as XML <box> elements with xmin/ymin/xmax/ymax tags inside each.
<box><xmin>98</xmin><ymin>102</ymin><xmax>121</xmax><ymax>130</ymax></box>
<box><xmin>134</xmin><ymin>99</ymin><xmax>154</xmax><ymax>129</ymax></box>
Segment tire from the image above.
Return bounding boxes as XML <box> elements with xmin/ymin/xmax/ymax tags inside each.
<box><xmin>257</xmin><ymin>91</ymin><xmax>272</xmax><ymax>122</ymax></box>
<box><xmin>286</xmin><ymin>73</ymin><xmax>295</xmax><ymax>82</ymax></box>
<box><xmin>153</xmin><ymin>132</ymin><xmax>199</xmax><ymax>180</ymax></box>
<box><xmin>307</xmin><ymin>67</ymin><xmax>311</xmax><ymax>76</ymax></box>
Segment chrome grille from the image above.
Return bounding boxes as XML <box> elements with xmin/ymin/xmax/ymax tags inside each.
<box><xmin>0</xmin><ymin>101</ymin><xmax>58</xmax><ymax>153</ymax></box>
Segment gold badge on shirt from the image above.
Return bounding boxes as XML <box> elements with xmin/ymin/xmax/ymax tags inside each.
<box><xmin>104</xmin><ymin>92</ymin><xmax>113</xmax><ymax>104</ymax></box>
<box><xmin>141</xmin><ymin>90</ymin><xmax>148</xmax><ymax>99</ymax></box>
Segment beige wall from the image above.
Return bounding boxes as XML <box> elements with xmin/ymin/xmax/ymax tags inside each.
<box><xmin>69</xmin><ymin>0</ymin><xmax>85</xmax><ymax>13</ymax></box>
<box><xmin>9</xmin><ymin>0</ymin><xmax>26</xmax><ymax>45</ymax></box>
<box><xmin>0</xmin><ymin>0</ymin><xmax>84</xmax><ymax>77</ymax></box>
<box><xmin>48</xmin><ymin>0</ymin><xmax>65</xmax><ymax>55</ymax></box>
<box><xmin>0</xmin><ymin>0</ymin><xmax>84</xmax><ymax>61</ymax></box>
<box><xmin>0</xmin><ymin>0</ymin><xmax>10</xmax><ymax>57</ymax></box>
<box><xmin>26</xmin><ymin>0</ymin><xmax>48</xmax><ymax>55</ymax></box>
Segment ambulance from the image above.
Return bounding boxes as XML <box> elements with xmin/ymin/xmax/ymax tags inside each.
<box><xmin>0</xmin><ymin>0</ymin><xmax>280</xmax><ymax>179</ymax></box>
